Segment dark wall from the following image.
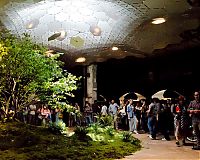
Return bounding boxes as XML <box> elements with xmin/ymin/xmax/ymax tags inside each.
<box><xmin>66</xmin><ymin>46</ymin><xmax>200</xmax><ymax>103</ymax></box>
<box><xmin>97</xmin><ymin>46</ymin><xmax>200</xmax><ymax>101</ymax></box>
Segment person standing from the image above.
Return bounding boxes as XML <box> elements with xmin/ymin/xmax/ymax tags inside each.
<box><xmin>174</xmin><ymin>96</ymin><xmax>189</xmax><ymax>146</ymax></box>
<box><xmin>40</xmin><ymin>105</ymin><xmax>51</xmax><ymax>127</ymax></box>
<box><xmin>127</xmin><ymin>99</ymin><xmax>134</xmax><ymax>132</ymax></box>
<box><xmin>28</xmin><ymin>103</ymin><xmax>37</xmax><ymax>125</ymax></box>
<box><xmin>188</xmin><ymin>91</ymin><xmax>200</xmax><ymax>150</ymax></box>
<box><xmin>108</xmin><ymin>99</ymin><xmax>119</xmax><ymax>129</ymax></box>
<box><xmin>147</xmin><ymin>98</ymin><xmax>161</xmax><ymax>140</ymax></box>
<box><xmin>101</xmin><ymin>102</ymin><xmax>108</xmax><ymax>116</ymax></box>
<box><xmin>84</xmin><ymin>101</ymin><xmax>93</xmax><ymax>125</ymax></box>
<box><xmin>141</xmin><ymin>99</ymin><xmax>148</xmax><ymax>132</ymax></box>
<box><xmin>135</xmin><ymin>102</ymin><xmax>142</xmax><ymax>133</ymax></box>
<box><xmin>74</xmin><ymin>103</ymin><xmax>81</xmax><ymax>125</ymax></box>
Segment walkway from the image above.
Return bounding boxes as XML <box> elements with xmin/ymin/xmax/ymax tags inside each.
<box><xmin>120</xmin><ymin>133</ymin><xmax>200</xmax><ymax>160</ymax></box>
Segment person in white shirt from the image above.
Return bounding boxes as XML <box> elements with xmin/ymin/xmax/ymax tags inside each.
<box><xmin>101</xmin><ymin>103</ymin><xmax>108</xmax><ymax>116</ymax></box>
<box><xmin>29</xmin><ymin>104</ymin><xmax>36</xmax><ymax>125</ymax></box>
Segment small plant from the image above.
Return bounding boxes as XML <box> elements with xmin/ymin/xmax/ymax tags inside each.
<box><xmin>131</xmin><ymin>137</ymin><xmax>141</xmax><ymax>146</ymax></box>
<box><xmin>74</xmin><ymin>126</ymin><xmax>90</xmax><ymax>141</ymax></box>
<box><xmin>97</xmin><ymin>115</ymin><xmax>113</xmax><ymax>127</ymax></box>
<box><xmin>48</xmin><ymin>120</ymin><xmax>67</xmax><ymax>135</ymax></box>
<box><xmin>87</xmin><ymin>123</ymin><xmax>104</xmax><ymax>134</ymax></box>
<box><xmin>105</xmin><ymin>126</ymin><xmax>115</xmax><ymax>137</ymax></box>
<box><xmin>122</xmin><ymin>131</ymin><xmax>132</xmax><ymax>142</ymax></box>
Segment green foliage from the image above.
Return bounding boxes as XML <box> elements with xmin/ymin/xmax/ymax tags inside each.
<box><xmin>97</xmin><ymin>115</ymin><xmax>113</xmax><ymax>127</ymax></box>
<box><xmin>48</xmin><ymin>121</ymin><xmax>67</xmax><ymax>135</ymax></box>
<box><xmin>121</xmin><ymin>131</ymin><xmax>141</xmax><ymax>146</ymax></box>
<box><xmin>0</xmin><ymin>30</ymin><xmax>79</xmax><ymax>116</ymax></box>
<box><xmin>105</xmin><ymin>126</ymin><xmax>115</xmax><ymax>137</ymax></box>
<box><xmin>86</xmin><ymin>122</ymin><xmax>141</xmax><ymax>148</ymax></box>
<box><xmin>74</xmin><ymin>126</ymin><xmax>91</xmax><ymax>141</ymax></box>
<box><xmin>0</xmin><ymin>122</ymin><xmax>141</xmax><ymax>160</ymax></box>
<box><xmin>122</xmin><ymin>131</ymin><xmax>132</xmax><ymax>142</ymax></box>
<box><xmin>87</xmin><ymin>123</ymin><xmax>103</xmax><ymax>134</ymax></box>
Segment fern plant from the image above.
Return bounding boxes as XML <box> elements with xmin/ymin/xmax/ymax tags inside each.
<box><xmin>122</xmin><ymin>131</ymin><xmax>132</xmax><ymax>142</ymax></box>
<box><xmin>74</xmin><ymin>126</ymin><xmax>90</xmax><ymax>141</ymax></box>
<box><xmin>97</xmin><ymin>115</ymin><xmax>113</xmax><ymax>127</ymax></box>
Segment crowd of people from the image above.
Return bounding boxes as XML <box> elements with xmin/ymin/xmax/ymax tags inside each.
<box><xmin>83</xmin><ymin>91</ymin><xmax>200</xmax><ymax>150</ymax></box>
<box><xmin>16</xmin><ymin>102</ymin><xmax>81</xmax><ymax>127</ymax></box>
<box><xmin>2</xmin><ymin>91</ymin><xmax>199</xmax><ymax>151</ymax></box>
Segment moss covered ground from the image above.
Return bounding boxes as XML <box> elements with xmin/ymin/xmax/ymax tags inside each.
<box><xmin>0</xmin><ymin>122</ymin><xmax>141</xmax><ymax>160</ymax></box>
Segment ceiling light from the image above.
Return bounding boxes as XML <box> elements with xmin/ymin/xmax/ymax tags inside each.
<box><xmin>112</xmin><ymin>46</ymin><xmax>118</xmax><ymax>51</ymax></box>
<box><xmin>151</xmin><ymin>18</ymin><xmax>166</xmax><ymax>24</ymax></box>
<box><xmin>26</xmin><ymin>19</ymin><xmax>39</xmax><ymax>29</ymax></box>
<box><xmin>90</xmin><ymin>26</ymin><xmax>102</xmax><ymax>36</ymax></box>
<box><xmin>75</xmin><ymin>57</ymin><xmax>86</xmax><ymax>63</ymax></box>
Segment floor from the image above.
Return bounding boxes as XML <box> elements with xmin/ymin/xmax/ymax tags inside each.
<box><xmin>119</xmin><ymin>133</ymin><xmax>200</xmax><ymax>160</ymax></box>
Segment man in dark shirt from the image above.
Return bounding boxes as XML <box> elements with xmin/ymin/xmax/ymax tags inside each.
<box><xmin>188</xmin><ymin>91</ymin><xmax>200</xmax><ymax>150</ymax></box>
<box><xmin>147</xmin><ymin>98</ymin><xmax>162</xmax><ymax>140</ymax></box>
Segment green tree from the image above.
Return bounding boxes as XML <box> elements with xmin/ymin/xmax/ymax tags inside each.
<box><xmin>0</xmin><ymin>30</ymin><xmax>79</xmax><ymax>119</ymax></box>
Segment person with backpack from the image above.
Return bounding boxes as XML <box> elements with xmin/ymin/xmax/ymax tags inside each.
<box><xmin>147</xmin><ymin>98</ymin><xmax>162</xmax><ymax>140</ymax></box>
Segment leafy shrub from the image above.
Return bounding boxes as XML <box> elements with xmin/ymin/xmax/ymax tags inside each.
<box><xmin>97</xmin><ymin>115</ymin><xmax>113</xmax><ymax>127</ymax></box>
<box><xmin>87</xmin><ymin>123</ymin><xmax>105</xmax><ymax>134</ymax></box>
<box><xmin>122</xmin><ymin>131</ymin><xmax>132</xmax><ymax>142</ymax></box>
<box><xmin>74</xmin><ymin>126</ymin><xmax>91</xmax><ymax>141</ymax></box>
<box><xmin>131</xmin><ymin>137</ymin><xmax>141</xmax><ymax>146</ymax></box>
<box><xmin>48</xmin><ymin>120</ymin><xmax>67</xmax><ymax>135</ymax></box>
<box><xmin>105</xmin><ymin>126</ymin><xmax>115</xmax><ymax>137</ymax></box>
<box><xmin>87</xmin><ymin>133</ymin><xmax>105</xmax><ymax>141</ymax></box>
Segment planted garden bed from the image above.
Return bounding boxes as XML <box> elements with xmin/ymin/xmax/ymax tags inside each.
<box><xmin>0</xmin><ymin>122</ymin><xmax>141</xmax><ymax>160</ymax></box>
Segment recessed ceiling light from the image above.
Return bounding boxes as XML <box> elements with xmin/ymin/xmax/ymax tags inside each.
<box><xmin>26</xmin><ymin>19</ymin><xmax>39</xmax><ymax>29</ymax></box>
<box><xmin>151</xmin><ymin>18</ymin><xmax>166</xmax><ymax>24</ymax></box>
<box><xmin>75</xmin><ymin>57</ymin><xmax>86</xmax><ymax>63</ymax></box>
<box><xmin>112</xmin><ymin>46</ymin><xmax>118</xmax><ymax>51</ymax></box>
<box><xmin>90</xmin><ymin>25</ymin><xmax>102</xmax><ymax>36</ymax></box>
<box><xmin>124</xmin><ymin>50</ymin><xmax>127</xmax><ymax>52</ymax></box>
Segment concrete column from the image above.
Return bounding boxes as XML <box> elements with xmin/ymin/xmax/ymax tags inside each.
<box><xmin>86</xmin><ymin>64</ymin><xmax>97</xmax><ymax>104</ymax></box>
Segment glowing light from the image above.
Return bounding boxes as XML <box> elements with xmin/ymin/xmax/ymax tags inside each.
<box><xmin>112</xmin><ymin>46</ymin><xmax>118</xmax><ymax>51</ymax></box>
<box><xmin>27</xmin><ymin>23</ymin><xmax>33</xmax><ymax>29</ymax></box>
<box><xmin>90</xmin><ymin>26</ymin><xmax>102</xmax><ymax>36</ymax></box>
<box><xmin>75</xmin><ymin>57</ymin><xmax>86</xmax><ymax>63</ymax></box>
<box><xmin>26</xmin><ymin>19</ymin><xmax>39</xmax><ymax>29</ymax></box>
<box><xmin>151</xmin><ymin>18</ymin><xmax>166</xmax><ymax>24</ymax></box>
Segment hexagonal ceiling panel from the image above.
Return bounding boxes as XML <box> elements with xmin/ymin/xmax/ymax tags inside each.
<box><xmin>0</xmin><ymin>0</ymin><xmax>199</xmax><ymax>65</ymax></box>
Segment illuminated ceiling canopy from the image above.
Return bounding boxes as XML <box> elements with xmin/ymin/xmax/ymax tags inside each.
<box><xmin>0</xmin><ymin>0</ymin><xmax>199</xmax><ymax>65</ymax></box>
